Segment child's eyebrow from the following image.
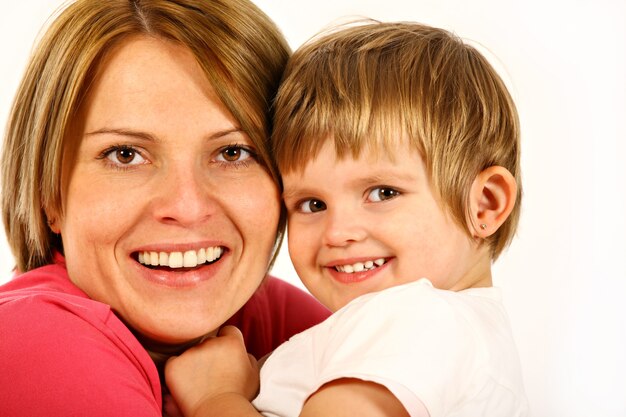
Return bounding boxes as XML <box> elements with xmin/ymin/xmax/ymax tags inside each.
<box><xmin>349</xmin><ymin>171</ymin><xmax>418</xmax><ymax>187</ymax></box>
<box><xmin>282</xmin><ymin>187</ymin><xmax>314</xmax><ymax>201</ymax></box>
<box><xmin>282</xmin><ymin>171</ymin><xmax>419</xmax><ymax>201</ymax></box>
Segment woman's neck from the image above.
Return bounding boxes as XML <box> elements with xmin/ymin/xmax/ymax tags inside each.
<box><xmin>114</xmin><ymin>311</ymin><xmax>212</xmax><ymax>366</ymax></box>
<box><xmin>139</xmin><ymin>333</ymin><xmax>211</xmax><ymax>365</ymax></box>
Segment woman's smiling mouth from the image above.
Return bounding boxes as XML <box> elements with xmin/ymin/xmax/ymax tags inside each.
<box><xmin>137</xmin><ymin>246</ymin><xmax>225</xmax><ymax>269</ymax></box>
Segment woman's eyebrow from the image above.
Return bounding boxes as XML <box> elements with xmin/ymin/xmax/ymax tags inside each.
<box><xmin>84</xmin><ymin>127</ymin><xmax>245</xmax><ymax>141</ymax></box>
<box><xmin>84</xmin><ymin>128</ymin><xmax>158</xmax><ymax>142</ymax></box>
<box><xmin>210</xmin><ymin>127</ymin><xmax>245</xmax><ymax>139</ymax></box>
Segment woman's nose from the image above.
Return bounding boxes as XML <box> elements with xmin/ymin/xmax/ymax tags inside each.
<box><xmin>151</xmin><ymin>163</ymin><xmax>216</xmax><ymax>226</ymax></box>
<box><xmin>322</xmin><ymin>207</ymin><xmax>367</xmax><ymax>247</ymax></box>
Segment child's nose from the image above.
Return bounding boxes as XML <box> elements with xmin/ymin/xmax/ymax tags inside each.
<box><xmin>322</xmin><ymin>208</ymin><xmax>367</xmax><ymax>247</ymax></box>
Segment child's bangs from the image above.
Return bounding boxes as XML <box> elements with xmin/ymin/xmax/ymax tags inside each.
<box><xmin>273</xmin><ymin>53</ymin><xmax>416</xmax><ymax>173</ymax></box>
<box><xmin>274</xmin><ymin>95</ymin><xmax>411</xmax><ymax>174</ymax></box>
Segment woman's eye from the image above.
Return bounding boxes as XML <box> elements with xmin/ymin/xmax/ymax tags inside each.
<box><xmin>104</xmin><ymin>146</ymin><xmax>146</xmax><ymax>166</ymax></box>
<box><xmin>298</xmin><ymin>199</ymin><xmax>327</xmax><ymax>213</ymax></box>
<box><xmin>367</xmin><ymin>187</ymin><xmax>400</xmax><ymax>202</ymax></box>
<box><xmin>216</xmin><ymin>146</ymin><xmax>255</xmax><ymax>163</ymax></box>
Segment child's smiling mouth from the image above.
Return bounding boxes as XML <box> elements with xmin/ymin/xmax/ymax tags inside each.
<box><xmin>333</xmin><ymin>258</ymin><xmax>387</xmax><ymax>273</ymax></box>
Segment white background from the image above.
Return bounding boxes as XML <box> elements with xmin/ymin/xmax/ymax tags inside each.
<box><xmin>1</xmin><ymin>1</ymin><xmax>625</xmax><ymax>416</ymax></box>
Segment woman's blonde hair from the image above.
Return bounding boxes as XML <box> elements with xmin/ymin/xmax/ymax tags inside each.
<box><xmin>2</xmin><ymin>0</ymin><xmax>290</xmax><ymax>272</ymax></box>
<box><xmin>273</xmin><ymin>21</ymin><xmax>521</xmax><ymax>259</ymax></box>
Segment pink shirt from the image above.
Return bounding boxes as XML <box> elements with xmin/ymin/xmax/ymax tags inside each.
<box><xmin>0</xmin><ymin>256</ymin><xmax>329</xmax><ymax>416</ymax></box>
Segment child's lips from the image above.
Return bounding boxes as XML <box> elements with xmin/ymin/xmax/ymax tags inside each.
<box><xmin>326</xmin><ymin>257</ymin><xmax>390</xmax><ymax>284</ymax></box>
<box><xmin>331</xmin><ymin>257</ymin><xmax>386</xmax><ymax>273</ymax></box>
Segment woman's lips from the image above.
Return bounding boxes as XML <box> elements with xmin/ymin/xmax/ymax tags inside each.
<box><xmin>137</xmin><ymin>245</ymin><xmax>225</xmax><ymax>269</ymax></box>
<box><xmin>132</xmin><ymin>245</ymin><xmax>228</xmax><ymax>288</ymax></box>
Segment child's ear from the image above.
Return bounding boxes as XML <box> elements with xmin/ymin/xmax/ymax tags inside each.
<box><xmin>468</xmin><ymin>166</ymin><xmax>517</xmax><ymax>238</ymax></box>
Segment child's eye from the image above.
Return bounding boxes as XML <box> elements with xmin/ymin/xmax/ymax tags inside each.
<box><xmin>215</xmin><ymin>145</ymin><xmax>256</xmax><ymax>163</ymax></box>
<box><xmin>367</xmin><ymin>187</ymin><xmax>400</xmax><ymax>202</ymax></box>
<box><xmin>101</xmin><ymin>145</ymin><xmax>147</xmax><ymax>166</ymax></box>
<box><xmin>298</xmin><ymin>199</ymin><xmax>327</xmax><ymax>213</ymax></box>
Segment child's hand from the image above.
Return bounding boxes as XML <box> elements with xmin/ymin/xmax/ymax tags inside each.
<box><xmin>165</xmin><ymin>325</ymin><xmax>260</xmax><ymax>416</ymax></box>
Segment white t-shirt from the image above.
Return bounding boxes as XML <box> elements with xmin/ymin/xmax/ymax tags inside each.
<box><xmin>252</xmin><ymin>278</ymin><xmax>528</xmax><ymax>417</ymax></box>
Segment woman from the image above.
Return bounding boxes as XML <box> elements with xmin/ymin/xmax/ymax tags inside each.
<box><xmin>0</xmin><ymin>0</ymin><xmax>329</xmax><ymax>415</ymax></box>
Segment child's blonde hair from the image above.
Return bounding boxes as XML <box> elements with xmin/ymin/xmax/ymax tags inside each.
<box><xmin>272</xmin><ymin>21</ymin><xmax>521</xmax><ymax>259</ymax></box>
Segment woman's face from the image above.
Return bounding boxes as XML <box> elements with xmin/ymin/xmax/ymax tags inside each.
<box><xmin>54</xmin><ymin>36</ymin><xmax>280</xmax><ymax>344</ymax></box>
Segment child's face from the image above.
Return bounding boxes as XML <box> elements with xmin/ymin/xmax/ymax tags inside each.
<box><xmin>282</xmin><ymin>140</ymin><xmax>488</xmax><ymax>312</ymax></box>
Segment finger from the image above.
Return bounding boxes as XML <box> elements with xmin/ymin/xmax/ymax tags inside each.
<box><xmin>217</xmin><ymin>325</ymin><xmax>244</xmax><ymax>340</ymax></box>
<box><xmin>165</xmin><ymin>354</ymin><xmax>179</xmax><ymax>367</ymax></box>
<box><xmin>247</xmin><ymin>353</ymin><xmax>259</xmax><ymax>371</ymax></box>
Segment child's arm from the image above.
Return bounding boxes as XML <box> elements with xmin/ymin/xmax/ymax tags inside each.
<box><xmin>166</xmin><ymin>326</ymin><xmax>420</xmax><ymax>417</ymax></box>
<box><xmin>165</xmin><ymin>325</ymin><xmax>263</xmax><ymax>417</ymax></box>
<box><xmin>301</xmin><ymin>379</ymin><xmax>413</xmax><ymax>417</ymax></box>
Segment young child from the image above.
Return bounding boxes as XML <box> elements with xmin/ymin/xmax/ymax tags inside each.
<box><xmin>166</xmin><ymin>21</ymin><xmax>528</xmax><ymax>417</ymax></box>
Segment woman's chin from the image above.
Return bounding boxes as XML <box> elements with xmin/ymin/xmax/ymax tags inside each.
<box><xmin>130</xmin><ymin>322</ymin><xmax>219</xmax><ymax>354</ymax></box>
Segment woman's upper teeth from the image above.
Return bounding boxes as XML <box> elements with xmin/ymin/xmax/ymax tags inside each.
<box><xmin>335</xmin><ymin>258</ymin><xmax>385</xmax><ymax>273</ymax></box>
<box><xmin>138</xmin><ymin>246</ymin><xmax>223</xmax><ymax>268</ymax></box>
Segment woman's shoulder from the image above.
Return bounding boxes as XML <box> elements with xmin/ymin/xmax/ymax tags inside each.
<box><xmin>1</xmin><ymin>258</ymin><xmax>77</xmax><ymax>292</ymax></box>
<box><xmin>0</xmin><ymin>262</ymin><xmax>162</xmax><ymax>417</ymax></box>
<box><xmin>0</xmin><ymin>260</ymin><xmax>114</xmax><ymax>322</ymax></box>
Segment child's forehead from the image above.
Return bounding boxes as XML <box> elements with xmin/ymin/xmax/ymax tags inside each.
<box><xmin>280</xmin><ymin>137</ymin><xmax>429</xmax><ymax>199</ymax></box>
<box><xmin>276</xmin><ymin>129</ymin><xmax>425</xmax><ymax>178</ymax></box>
<box><xmin>288</xmin><ymin>137</ymin><xmax>420</xmax><ymax>175</ymax></box>
<box><xmin>324</xmin><ymin>134</ymin><xmax>417</xmax><ymax>162</ymax></box>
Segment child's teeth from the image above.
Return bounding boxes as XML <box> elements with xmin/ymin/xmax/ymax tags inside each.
<box><xmin>335</xmin><ymin>258</ymin><xmax>386</xmax><ymax>274</ymax></box>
